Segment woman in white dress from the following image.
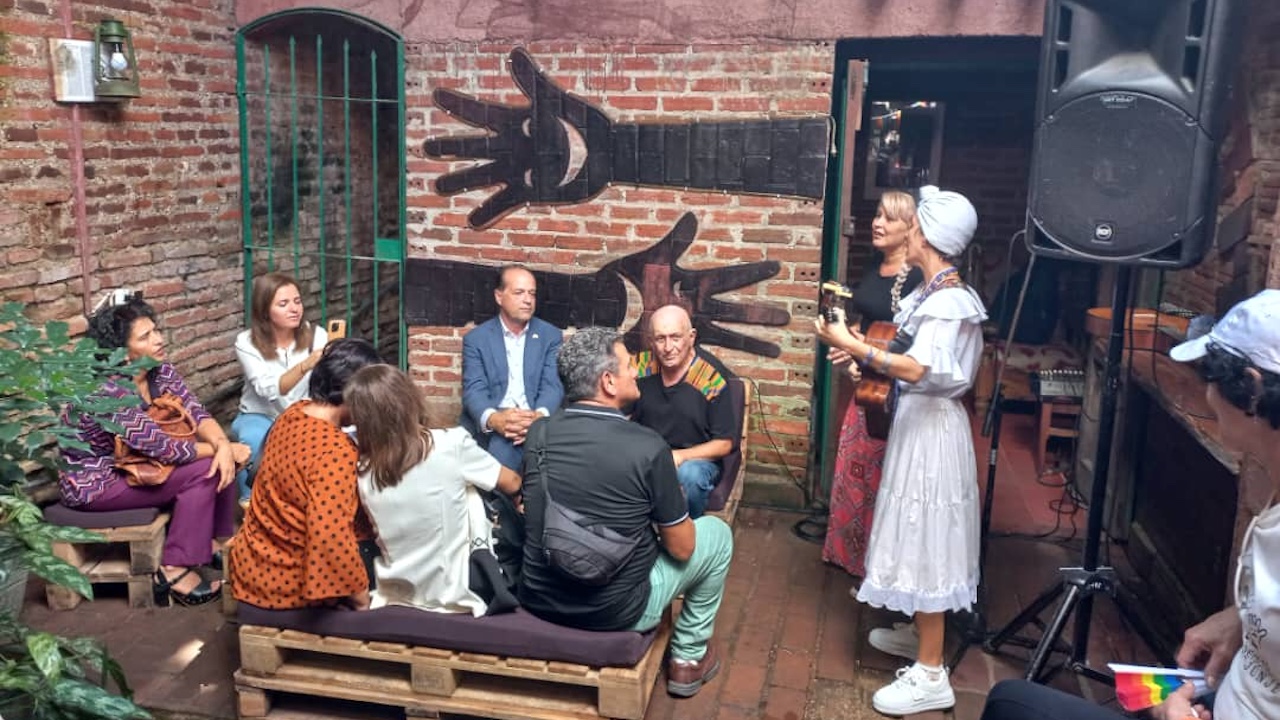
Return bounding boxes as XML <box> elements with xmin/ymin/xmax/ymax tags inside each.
<box><xmin>232</xmin><ymin>273</ymin><xmax>329</xmax><ymax>501</ymax></box>
<box><xmin>344</xmin><ymin>364</ymin><xmax>522</xmax><ymax>616</ymax></box>
<box><xmin>816</xmin><ymin>185</ymin><xmax>986</xmax><ymax>716</ymax></box>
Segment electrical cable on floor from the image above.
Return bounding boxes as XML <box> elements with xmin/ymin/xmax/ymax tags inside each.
<box><xmin>735</xmin><ymin>379</ymin><xmax>838</xmax><ymax>545</ymax></box>
<box><xmin>1007</xmin><ymin>477</ymin><xmax>1082</xmax><ymax>543</ymax></box>
<box><xmin>742</xmin><ymin>377</ymin><xmax>811</xmax><ymax>504</ymax></box>
<box><xmin>791</xmin><ymin>508</ymin><xmax>829</xmax><ymax>544</ymax></box>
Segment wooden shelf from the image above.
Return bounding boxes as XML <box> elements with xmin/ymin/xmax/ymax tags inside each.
<box><xmin>1126</xmin><ymin>349</ymin><xmax>1240</xmax><ymax>474</ymax></box>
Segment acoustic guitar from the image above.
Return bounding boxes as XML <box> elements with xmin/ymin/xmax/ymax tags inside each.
<box><xmin>821</xmin><ymin>281</ymin><xmax>897</xmax><ymax>440</ymax></box>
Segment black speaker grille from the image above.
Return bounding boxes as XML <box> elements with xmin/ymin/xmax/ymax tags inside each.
<box><xmin>1031</xmin><ymin>92</ymin><xmax>1199</xmax><ymax>259</ymax></box>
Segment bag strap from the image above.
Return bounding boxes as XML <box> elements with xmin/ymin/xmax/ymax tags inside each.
<box><xmin>145</xmin><ymin>369</ymin><xmax>161</xmax><ymax>407</ymax></box>
<box><xmin>528</xmin><ymin>418</ymin><xmax>556</xmax><ymax>506</ymax></box>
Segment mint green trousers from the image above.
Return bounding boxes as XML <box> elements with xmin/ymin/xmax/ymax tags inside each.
<box><xmin>631</xmin><ymin>515</ymin><xmax>734</xmax><ymax>661</ymax></box>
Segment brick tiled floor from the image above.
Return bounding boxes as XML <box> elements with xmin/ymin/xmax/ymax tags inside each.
<box><xmin>18</xmin><ymin>412</ymin><xmax>1159</xmax><ymax>719</ymax></box>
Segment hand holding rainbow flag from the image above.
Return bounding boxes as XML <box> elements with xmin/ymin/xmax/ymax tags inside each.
<box><xmin>1109</xmin><ymin>663</ymin><xmax>1211</xmax><ymax>712</ymax></box>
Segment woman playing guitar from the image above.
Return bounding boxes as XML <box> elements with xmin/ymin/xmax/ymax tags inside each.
<box><xmin>816</xmin><ymin>186</ymin><xmax>987</xmax><ymax>716</ymax></box>
<box><xmin>820</xmin><ymin>190</ymin><xmax>922</xmax><ymax>581</ymax></box>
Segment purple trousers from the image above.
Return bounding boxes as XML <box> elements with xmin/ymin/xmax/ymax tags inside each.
<box><xmin>85</xmin><ymin>458</ymin><xmax>237</xmax><ymax>567</ymax></box>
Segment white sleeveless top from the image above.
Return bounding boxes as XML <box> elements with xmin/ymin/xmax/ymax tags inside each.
<box><xmin>1215</xmin><ymin>502</ymin><xmax>1280</xmax><ymax>720</ymax></box>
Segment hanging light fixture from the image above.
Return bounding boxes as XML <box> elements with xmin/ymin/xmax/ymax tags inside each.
<box><xmin>93</xmin><ymin>19</ymin><xmax>140</xmax><ymax>100</ymax></box>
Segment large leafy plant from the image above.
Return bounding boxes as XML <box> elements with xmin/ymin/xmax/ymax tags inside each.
<box><xmin>0</xmin><ymin>301</ymin><xmax>149</xmax><ymax>719</ymax></box>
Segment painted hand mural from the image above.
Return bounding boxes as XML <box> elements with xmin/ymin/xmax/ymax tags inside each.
<box><xmin>405</xmin><ymin>212</ymin><xmax>791</xmax><ymax>357</ymax></box>
<box><xmin>599</xmin><ymin>213</ymin><xmax>789</xmax><ymax>357</ymax></box>
<box><xmin>425</xmin><ymin>48</ymin><xmax>830</xmax><ymax>230</ymax></box>
<box><xmin>424</xmin><ymin>48</ymin><xmax>615</xmax><ymax>229</ymax></box>
<box><xmin>412</xmin><ymin>46</ymin><xmax>829</xmax><ymax>359</ymax></box>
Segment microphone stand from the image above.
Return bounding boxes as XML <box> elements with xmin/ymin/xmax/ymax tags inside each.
<box><xmin>984</xmin><ymin>265</ymin><xmax>1172</xmax><ymax>682</ymax></box>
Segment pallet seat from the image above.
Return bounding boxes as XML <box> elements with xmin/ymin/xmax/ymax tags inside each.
<box><xmin>234</xmin><ymin>603</ymin><xmax>671</xmax><ymax>720</ymax></box>
<box><xmin>705</xmin><ymin>377</ymin><xmax>750</xmax><ymax>526</ymax></box>
<box><xmin>42</xmin><ymin>503</ymin><xmax>169</xmax><ymax>610</ymax></box>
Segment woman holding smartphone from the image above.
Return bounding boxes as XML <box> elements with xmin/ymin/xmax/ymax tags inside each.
<box><xmin>232</xmin><ymin>273</ymin><xmax>339</xmax><ymax>502</ymax></box>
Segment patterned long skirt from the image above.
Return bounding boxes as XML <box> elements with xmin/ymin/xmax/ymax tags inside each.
<box><xmin>822</xmin><ymin>400</ymin><xmax>886</xmax><ymax>578</ymax></box>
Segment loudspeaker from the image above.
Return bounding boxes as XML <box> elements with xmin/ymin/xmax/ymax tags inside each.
<box><xmin>1026</xmin><ymin>0</ymin><xmax>1244</xmax><ymax>268</ymax></box>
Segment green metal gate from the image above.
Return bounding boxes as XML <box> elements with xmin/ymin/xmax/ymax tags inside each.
<box><xmin>235</xmin><ymin>9</ymin><xmax>407</xmax><ymax>368</ymax></box>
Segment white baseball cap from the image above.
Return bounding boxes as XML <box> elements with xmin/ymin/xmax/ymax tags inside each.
<box><xmin>1169</xmin><ymin>289</ymin><xmax>1280</xmax><ymax>374</ymax></box>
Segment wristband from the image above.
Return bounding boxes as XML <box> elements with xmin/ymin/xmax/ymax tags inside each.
<box><xmin>864</xmin><ymin>347</ymin><xmax>877</xmax><ymax>366</ymax></box>
<box><xmin>878</xmin><ymin>351</ymin><xmax>892</xmax><ymax>374</ymax></box>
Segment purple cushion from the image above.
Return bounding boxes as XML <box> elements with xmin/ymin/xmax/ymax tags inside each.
<box><xmin>43</xmin><ymin>502</ymin><xmax>160</xmax><ymax>530</ymax></box>
<box><xmin>237</xmin><ymin>604</ymin><xmax>657</xmax><ymax>668</ymax></box>
<box><xmin>706</xmin><ymin>378</ymin><xmax>745</xmax><ymax>512</ymax></box>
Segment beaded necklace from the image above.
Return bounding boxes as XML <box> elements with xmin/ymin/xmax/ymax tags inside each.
<box><xmin>916</xmin><ymin>266</ymin><xmax>961</xmax><ymax>304</ymax></box>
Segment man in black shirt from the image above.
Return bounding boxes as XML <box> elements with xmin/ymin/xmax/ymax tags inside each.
<box><xmin>631</xmin><ymin>305</ymin><xmax>737</xmax><ymax>518</ymax></box>
<box><xmin>520</xmin><ymin>327</ymin><xmax>734</xmax><ymax>698</ymax></box>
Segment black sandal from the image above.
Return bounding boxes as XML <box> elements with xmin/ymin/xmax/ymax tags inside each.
<box><xmin>153</xmin><ymin>568</ymin><xmax>221</xmax><ymax>607</ymax></box>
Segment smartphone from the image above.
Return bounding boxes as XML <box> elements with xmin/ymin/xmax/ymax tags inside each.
<box><xmin>326</xmin><ymin>319</ymin><xmax>347</xmax><ymax>340</ymax></box>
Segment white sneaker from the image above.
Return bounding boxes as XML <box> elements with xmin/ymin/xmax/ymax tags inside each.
<box><xmin>868</xmin><ymin>622</ymin><xmax>918</xmax><ymax>660</ymax></box>
<box><xmin>871</xmin><ymin>662</ymin><xmax>955</xmax><ymax>716</ymax></box>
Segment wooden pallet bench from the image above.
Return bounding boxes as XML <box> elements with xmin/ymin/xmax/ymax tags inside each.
<box><xmin>46</xmin><ymin>511</ymin><xmax>170</xmax><ymax>610</ymax></box>
<box><xmin>235</xmin><ymin>616</ymin><xmax>672</xmax><ymax>720</ymax></box>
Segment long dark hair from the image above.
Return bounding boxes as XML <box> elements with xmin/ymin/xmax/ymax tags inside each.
<box><xmin>248</xmin><ymin>272</ymin><xmax>315</xmax><ymax>358</ymax></box>
<box><xmin>344</xmin><ymin>365</ymin><xmax>434</xmax><ymax>491</ymax></box>
<box><xmin>1200</xmin><ymin>345</ymin><xmax>1280</xmax><ymax>429</ymax></box>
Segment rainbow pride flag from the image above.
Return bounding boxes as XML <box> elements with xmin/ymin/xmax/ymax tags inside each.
<box><xmin>1108</xmin><ymin>663</ymin><xmax>1209</xmax><ymax>712</ymax></box>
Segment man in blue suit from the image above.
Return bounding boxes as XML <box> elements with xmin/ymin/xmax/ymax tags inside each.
<box><xmin>461</xmin><ymin>265</ymin><xmax>564</xmax><ymax>470</ymax></box>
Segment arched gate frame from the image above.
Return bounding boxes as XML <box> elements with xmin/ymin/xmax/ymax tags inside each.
<box><xmin>235</xmin><ymin>9</ymin><xmax>407</xmax><ymax>368</ymax></box>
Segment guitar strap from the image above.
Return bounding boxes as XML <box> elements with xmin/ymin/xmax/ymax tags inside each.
<box><xmin>885</xmin><ymin>273</ymin><xmax>967</xmax><ymax>418</ymax></box>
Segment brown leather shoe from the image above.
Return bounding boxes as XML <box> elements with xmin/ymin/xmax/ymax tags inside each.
<box><xmin>667</xmin><ymin>642</ymin><xmax>721</xmax><ymax>697</ymax></box>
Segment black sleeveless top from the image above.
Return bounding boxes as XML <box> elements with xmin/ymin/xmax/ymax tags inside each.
<box><xmin>850</xmin><ymin>260</ymin><xmax>924</xmax><ymax>332</ymax></box>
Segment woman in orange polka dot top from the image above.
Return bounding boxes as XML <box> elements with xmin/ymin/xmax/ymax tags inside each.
<box><xmin>229</xmin><ymin>339</ymin><xmax>383</xmax><ymax>610</ymax></box>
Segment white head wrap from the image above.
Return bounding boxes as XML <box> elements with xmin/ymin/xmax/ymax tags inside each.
<box><xmin>915</xmin><ymin>185</ymin><xmax>977</xmax><ymax>258</ymax></box>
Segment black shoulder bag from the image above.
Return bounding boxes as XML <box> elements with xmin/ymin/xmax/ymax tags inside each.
<box><xmin>530</xmin><ymin>420</ymin><xmax>640</xmax><ymax>586</ymax></box>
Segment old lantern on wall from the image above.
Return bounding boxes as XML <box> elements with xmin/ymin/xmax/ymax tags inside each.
<box><xmin>93</xmin><ymin>19</ymin><xmax>140</xmax><ymax>100</ymax></box>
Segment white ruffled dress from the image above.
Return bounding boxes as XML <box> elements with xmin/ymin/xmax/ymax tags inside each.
<box><xmin>855</xmin><ymin>285</ymin><xmax>988</xmax><ymax>615</ymax></box>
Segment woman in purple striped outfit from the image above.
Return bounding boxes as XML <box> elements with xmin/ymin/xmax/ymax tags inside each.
<box><xmin>58</xmin><ymin>292</ymin><xmax>249</xmax><ymax>606</ymax></box>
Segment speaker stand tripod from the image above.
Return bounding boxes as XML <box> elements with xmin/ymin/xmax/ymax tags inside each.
<box><xmin>983</xmin><ymin>266</ymin><xmax>1172</xmax><ymax>683</ymax></box>
<box><xmin>947</xmin><ymin>243</ymin><xmax>1052</xmax><ymax>669</ymax></box>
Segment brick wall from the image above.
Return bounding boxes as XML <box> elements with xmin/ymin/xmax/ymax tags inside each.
<box><xmin>1165</xmin><ymin>0</ymin><xmax>1280</xmax><ymax>312</ymax></box>
<box><xmin>0</xmin><ymin>0</ymin><xmax>244</xmax><ymax>415</ymax></box>
<box><xmin>406</xmin><ymin>43</ymin><xmax>835</xmax><ymax>503</ymax></box>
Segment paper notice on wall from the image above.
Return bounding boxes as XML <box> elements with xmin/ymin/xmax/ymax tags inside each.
<box><xmin>48</xmin><ymin>38</ymin><xmax>97</xmax><ymax>103</ymax></box>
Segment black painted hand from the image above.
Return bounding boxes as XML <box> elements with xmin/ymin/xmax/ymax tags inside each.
<box><xmin>600</xmin><ymin>213</ymin><xmax>790</xmax><ymax>357</ymax></box>
<box><xmin>424</xmin><ymin>48</ymin><xmax>615</xmax><ymax>229</ymax></box>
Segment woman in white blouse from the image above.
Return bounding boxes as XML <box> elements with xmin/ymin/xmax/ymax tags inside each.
<box><xmin>343</xmin><ymin>364</ymin><xmax>521</xmax><ymax>616</ymax></box>
<box><xmin>231</xmin><ymin>272</ymin><xmax>329</xmax><ymax>501</ymax></box>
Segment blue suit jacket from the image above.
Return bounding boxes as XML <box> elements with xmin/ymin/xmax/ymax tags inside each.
<box><xmin>460</xmin><ymin>316</ymin><xmax>564</xmax><ymax>437</ymax></box>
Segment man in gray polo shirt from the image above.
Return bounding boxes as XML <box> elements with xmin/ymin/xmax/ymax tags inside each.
<box><xmin>518</xmin><ymin>327</ymin><xmax>734</xmax><ymax>698</ymax></box>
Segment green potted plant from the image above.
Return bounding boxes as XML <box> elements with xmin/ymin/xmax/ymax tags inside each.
<box><xmin>0</xmin><ymin>301</ymin><xmax>150</xmax><ymax>719</ymax></box>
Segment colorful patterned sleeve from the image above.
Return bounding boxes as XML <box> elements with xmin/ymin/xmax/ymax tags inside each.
<box><xmin>109</xmin><ymin>400</ymin><xmax>199</xmax><ymax>465</ymax></box>
<box><xmin>153</xmin><ymin>363</ymin><xmax>213</xmax><ymax>426</ymax></box>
